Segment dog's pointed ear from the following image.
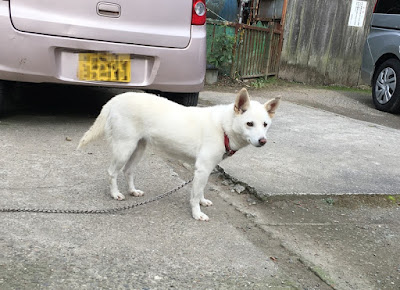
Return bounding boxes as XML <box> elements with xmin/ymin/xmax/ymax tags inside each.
<box><xmin>234</xmin><ymin>88</ymin><xmax>250</xmax><ymax>114</ymax></box>
<box><xmin>265</xmin><ymin>97</ymin><xmax>281</xmax><ymax>118</ymax></box>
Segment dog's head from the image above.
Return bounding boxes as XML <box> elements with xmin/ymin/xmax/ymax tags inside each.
<box><xmin>232</xmin><ymin>88</ymin><xmax>280</xmax><ymax>147</ymax></box>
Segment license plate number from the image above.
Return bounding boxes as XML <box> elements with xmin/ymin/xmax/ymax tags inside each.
<box><xmin>78</xmin><ymin>53</ymin><xmax>131</xmax><ymax>83</ymax></box>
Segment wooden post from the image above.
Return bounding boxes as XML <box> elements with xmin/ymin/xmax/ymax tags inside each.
<box><xmin>230</xmin><ymin>23</ymin><xmax>240</xmax><ymax>79</ymax></box>
<box><xmin>277</xmin><ymin>0</ymin><xmax>288</xmax><ymax>70</ymax></box>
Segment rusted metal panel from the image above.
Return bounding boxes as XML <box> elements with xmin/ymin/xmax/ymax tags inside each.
<box><xmin>232</xmin><ymin>23</ymin><xmax>282</xmax><ymax>78</ymax></box>
<box><xmin>258</xmin><ymin>0</ymin><xmax>285</xmax><ymax>21</ymax></box>
<box><xmin>206</xmin><ymin>0</ymin><xmax>288</xmax><ymax>79</ymax></box>
<box><xmin>206</xmin><ymin>18</ymin><xmax>284</xmax><ymax>79</ymax></box>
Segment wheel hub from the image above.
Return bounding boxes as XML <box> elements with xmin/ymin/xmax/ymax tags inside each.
<box><xmin>375</xmin><ymin>67</ymin><xmax>396</xmax><ymax>104</ymax></box>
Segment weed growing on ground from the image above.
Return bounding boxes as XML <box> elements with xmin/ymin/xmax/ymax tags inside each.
<box><xmin>325</xmin><ymin>197</ymin><xmax>335</xmax><ymax>206</ymax></box>
<box><xmin>250</xmin><ymin>77</ymin><xmax>279</xmax><ymax>88</ymax></box>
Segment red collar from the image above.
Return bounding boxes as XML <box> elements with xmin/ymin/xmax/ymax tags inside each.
<box><xmin>224</xmin><ymin>133</ymin><xmax>236</xmax><ymax>157</ymax></box>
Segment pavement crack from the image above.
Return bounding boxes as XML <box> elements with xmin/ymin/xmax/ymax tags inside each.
<box><xmin>214</xmin><ymin>165</ymin><xmax>260</xmax><ymax>197</ymax></box>
<box><xmin>297</xmin><ymin>257</ymin><xmax>337</xmax><ymax>289</ymax></box>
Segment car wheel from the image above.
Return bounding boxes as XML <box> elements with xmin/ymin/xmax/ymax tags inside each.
<box><xmin>161</xmin><ymin>92</ymin><xmax>199</xmax><ymax>107</ymax></box>
<box><xmin>372</xmin><ymin>58</ymin><xmax>400</xmax><ymax>113</ymax></box>
<box><xmin>0</xmin><ymin>81</ymin><xmax>12</xmax><ymax>117</ymax></box>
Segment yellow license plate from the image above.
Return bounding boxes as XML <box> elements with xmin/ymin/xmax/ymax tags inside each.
<box><xmin>78</xmin><ymin>53</ymin><xmax>131</xmax><ymax>83</ymax></box>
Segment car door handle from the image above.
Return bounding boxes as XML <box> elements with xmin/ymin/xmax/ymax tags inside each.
<box><xmin>97</xmin><ymin>2</ymin><xmax>121</xmax><ymax>18</ymax></box>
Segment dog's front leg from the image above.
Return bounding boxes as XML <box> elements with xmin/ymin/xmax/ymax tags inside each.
<box><xmin>190</xmin><ymin>161</ymin><xmax>215</xmax><ymax>221</ymax></box>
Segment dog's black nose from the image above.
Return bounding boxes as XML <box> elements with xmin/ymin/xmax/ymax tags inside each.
<box><xmin>259</xmin><ymin>138</ymin><xmax>267</xmax><ymax>146</ymax></box>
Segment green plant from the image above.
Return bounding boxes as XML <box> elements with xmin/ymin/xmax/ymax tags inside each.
<box><xmin>317</xmin><ymin>84</ymin><xmax>370</xmax><ymax>93</ymax></box>
<box><xmin>250</xmin><ymin>77</ymin><xmax>278</xmax><ymax>88</ymax></box>
<box><xmin>207</xmin><ymin>34</ymin><xmax>235</xmax><ymax>70</ymax></box>
<box><xmin>387</xmin><ymin>195</ymin><xmax>396</xmax><ymax>202</ymax></box>
<box><xmin>325</xmin><ymin>197</ymin><xmax>335</xmax><ymax>206</ymax></box>
<box><xmin>386</xmin><ymin>195</ymin><xmax>400</xmax><ymax>205</ymax></box>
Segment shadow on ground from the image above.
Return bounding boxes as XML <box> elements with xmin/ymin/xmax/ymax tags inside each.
<box><xmin>7</xmin><ymin>83</ymin><xmax>130</xmax><ymax>117</ymax></box>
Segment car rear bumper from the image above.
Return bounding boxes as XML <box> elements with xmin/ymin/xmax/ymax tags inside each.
<box><xmin>0</xmin><ymin>2</ymin><xmax>206</xmax><ymax>93</ymax></box>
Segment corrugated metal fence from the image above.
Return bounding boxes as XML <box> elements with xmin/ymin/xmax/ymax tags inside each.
<box><xmin>207</xmin><ymin>19</ymin><xmax>282</xmax><ymax>79</ymax></box>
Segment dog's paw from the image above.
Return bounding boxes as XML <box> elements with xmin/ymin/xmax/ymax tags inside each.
<box><xmin>193</xmin><ymin>211</ymin><xmax>209</xmax><ymax>221</ymax></box>
<box><xmin>130</xmin><ymin>190</ymin><xmax>144</xmax><ymax>197</ymax></box>
<box><xmin>200</xmin><ymin>198</ymin><xmax>213</xmax><ymax>207</ymax></box>
<box><xmin>111</xmin><ymin>192</ymin><xmax>125</xmax><ymax>201</ymax></box>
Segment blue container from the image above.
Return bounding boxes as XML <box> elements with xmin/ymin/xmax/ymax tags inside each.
<box><xmin>206</xmin><ymin>0</ymin><xmax>238</xmax><ymax>22</ymax></box>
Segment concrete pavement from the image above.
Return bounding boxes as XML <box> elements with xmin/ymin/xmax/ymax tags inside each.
<box><xmin>0</xmin><ymin>114</ymin><xmax>295</xmax><ymax>289</ymax></box>
<box><xmin>200</xmin><ymin>90</ymin><xmax>400</xmax><ymax>198</ymax></box>
<box><xmin>201</xmin><ymin>88</ymin><xmax>400</xmax><ymax>289</ymax></box>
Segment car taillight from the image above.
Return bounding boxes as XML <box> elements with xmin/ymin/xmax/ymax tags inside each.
<box><xmin>192</xmin><ymin>0</ymin><xmax>206</xmax><ymax>25</ymax></box>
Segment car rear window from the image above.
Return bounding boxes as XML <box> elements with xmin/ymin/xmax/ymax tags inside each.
<box><xmin>375</xmin><ymin>0</ymin><xmax>400</xmax><ymax>14</ymax></box>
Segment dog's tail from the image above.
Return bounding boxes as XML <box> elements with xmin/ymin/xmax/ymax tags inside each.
<box><xmin>77</xmin><ymin>101</ymin><xmax>111</xmax><ymax>149</ymax></box>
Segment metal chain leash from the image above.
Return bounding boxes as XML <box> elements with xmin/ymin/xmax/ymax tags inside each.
<box><xmin>0</xmin><ymin>178</ymin><xmax>193</xmax><ymax>215</ymax></box>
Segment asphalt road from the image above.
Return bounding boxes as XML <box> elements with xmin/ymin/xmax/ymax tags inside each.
<box><xmin>0</xmin><ymin>83</ymin><xmax>399</xmax><ymax>289</ymax></box>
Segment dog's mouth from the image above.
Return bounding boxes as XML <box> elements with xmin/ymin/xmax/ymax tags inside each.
<box><xmin>248</xmin><ymin>138</ymin><xmax>267</xmax><ymax>147</ymax></box>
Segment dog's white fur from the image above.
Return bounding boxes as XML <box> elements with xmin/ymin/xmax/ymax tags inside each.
<box><xmin>78</xmin><ymin>88</ymin><xmax>280</xmax><ymax>221</ymax></box>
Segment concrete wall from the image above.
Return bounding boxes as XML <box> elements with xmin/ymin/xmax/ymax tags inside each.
<box><xmin>278</xmin><ymin>0</ymin><xmax>376</xmax><ymax>87</ymax></box>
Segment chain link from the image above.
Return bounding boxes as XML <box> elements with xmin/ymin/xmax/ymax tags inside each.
<box><xmin>0</xmin><ymin>178</ymin><xmax>193</xmax><ymax>215</ymax></box>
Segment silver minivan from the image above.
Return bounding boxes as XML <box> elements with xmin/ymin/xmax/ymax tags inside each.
<box><xmin>0</xmin><ymin>0</ymin><xmax>206</xmax><ymax>113</ymax></box>
<box><xmin>361</xmin><ymin>0</ymin><xmax>400</xmax><ymax>113</ymax></box>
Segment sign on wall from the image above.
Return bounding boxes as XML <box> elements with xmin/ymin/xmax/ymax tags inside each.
<box><xmin>348</xmin><ymin>0</ymin><xmax>368</xmax><ymax>27</ymax></box>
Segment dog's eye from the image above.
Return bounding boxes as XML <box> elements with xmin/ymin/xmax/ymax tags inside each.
<box><xmin>263</xmin><ymin>122</ymin><xmax>268</xmax><ymax>127</ymax></box>
<box><xmin>247</xmin><ymin>122</ymin><xmax>254</xmax><ymax>127</ymax></box>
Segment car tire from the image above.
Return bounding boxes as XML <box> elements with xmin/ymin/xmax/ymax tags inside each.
<box><xmin>372</xmin><ymin>58</ymin><xmax>400</xmax><ymax>113</ymax></box>
<box><xmin>0</xmin><ymin>81</ymin><xmax>13</xmax><ymax>117</ymax></box>
<box><xmin>163</xmin><ymin>92</ymin><xmax>199</xmax><ymax>107</ymax></box>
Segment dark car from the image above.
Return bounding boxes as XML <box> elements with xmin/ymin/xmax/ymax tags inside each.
<box><xmin>361</xmin><ymin>0</ymin><xmax>400</xmax><ymax>113</ymax></box>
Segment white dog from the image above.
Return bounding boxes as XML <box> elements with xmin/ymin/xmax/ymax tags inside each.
<box><xmin>78</xmin><ymin>88</ymin><xmax>280</xmax><ymax>221</ymax></box>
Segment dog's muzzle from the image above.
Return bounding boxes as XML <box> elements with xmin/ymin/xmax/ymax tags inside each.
<box><xmin>258</xmin><ymin>138</ymin><xmax>267</xmax><ymax>146</ymax></box>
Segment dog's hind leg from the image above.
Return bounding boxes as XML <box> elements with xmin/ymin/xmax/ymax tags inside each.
<box><xmin>108</xmin><ymin>140</ymin><xmax>138</xmax><ymax>201</ymax></box>
<box><xmin>123</xmin><ymin>139</ymin><xmax>147</xmax><ymax>197</ymax></box>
